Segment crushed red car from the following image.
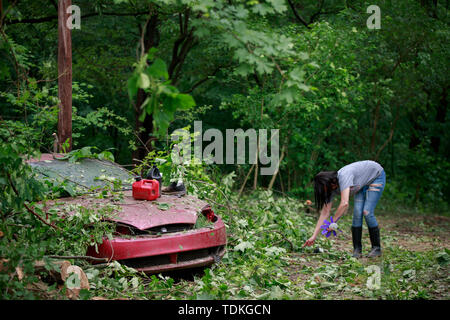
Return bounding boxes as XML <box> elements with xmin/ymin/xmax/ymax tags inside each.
<box><xmin>28</xmin><ymin>154</ymin><xmax>227</xmax><ymax>274</ymax></box>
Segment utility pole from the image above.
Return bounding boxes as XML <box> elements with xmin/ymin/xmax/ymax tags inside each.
<box><xmin>57</xmin><ymin>0</ymin><xmax>72</xmax><ymax>152</ymax></box>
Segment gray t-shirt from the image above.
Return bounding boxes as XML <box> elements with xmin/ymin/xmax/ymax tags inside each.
<box><xmin>332</xmin><ymin>160</ymin><xmax>384</xmax><ymax>198</ymax></box>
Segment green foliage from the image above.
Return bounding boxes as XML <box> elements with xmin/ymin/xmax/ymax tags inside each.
<box><xmin>0</xmin><ymin>137</ymin><xmax>119</xmax><ymax>299</ymax></box>
<box><xmin>128</xmin><ymin>51</ymin><xmax>196</xmax><ymax>138</ymax></box>
<box><xmin>58</xmin><ymin>146</ymin><xmax>115</xmax><ymax>163</ymax></box>
<box><xmin>132</xmin><ymin>128</ymin><xmax>218</xmax><ymax>194</ymax></box>
<box><xmin>2</xmin><ymin>0</ymin><xmax>448</xmax><ymax>205</ymax></box>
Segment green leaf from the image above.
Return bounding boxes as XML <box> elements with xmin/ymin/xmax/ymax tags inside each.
<box><xmin>252</xmin><ymin>4</ymin><xmax>274</xmax><ymax>15</ymax></box>
<box><xmin>234</xmin><ymin>240</ymin><xmax>254</xmax><ymax>252</ymax></box>
<box><xmin>80</xmin><ymin>146</ymin><xmax>93</xmax><ymax>157</ymax></box>
<box><xmin>137</xmin><ymin>72</ymin><xmax>150</xmax><ymax>89</ymax></box>
<box><xmin>138</xmin><ymin>109</ymin><xmax>146</xmax><ymax>122</ymax></box>
<box><xmin>233</xmin><ymin>63</ymin><xmax>253</xmax><ymax>77</ymax></box>
<box><xmin>97</xmin><ymin>151</ymin><xmax>114</xmax><ymax>162</ymax></box>
<box><xmin>160</xmin><ymin>84</ymin><xmax>179</xmax><ymax>96</ymax></box>
<box><xmin>79</xmin><ymin>289</ymin><xmax>91</xmax><ymax>300</ymax></box>
<box><xmin>62</xmin><ymin>184</ymin><xmax>76</xmax><ymax>197</ymax></box>
<box><xmin>436</xmin><ymin>251</ymin><xmax>449</xmax><ymax>265</ymax></box>
<box><xmin>298</xmin><ymin>83</ymin><xmax>310</xmax><ymax>92</ymax></box>
<box><xmin>127</xmin><ymin>74</ymin><xmax>139</xmax><ymax>99</ymax></box>
<box><xmin>175</xmin><ymin>94</ymin><xmax>196</xmax><ymax>110</ymax></box>
<box><xmin>278</xmin><ymin>87</ymin><xmax>297</xmax><ymax>104</ymax></box>
<box><xmin>146</xmin><ymin>58</ymin><xmax>169</xmax><ymax>80</ymax></box>
<box><xmin>255</xmin><ymin>59</ymin><xmax>273</xmax><ymax>74</ymax></box>
<box><xmin>144</xmin><ymin>95</ymin><xmax>158</xmax><ymax>116</ymax></box>
<box><xmin>289</xmin><ymin>67</ymin><xmax>305</xmax><ymax>82</ymax></box>
<box><xmin>298</xmin><ymin>52</ymin><xmax>309</xmax><ymax>60</ymax></box>
<box><xmin>267</xmin><ymin>0</ymin><xmax>288</xmax><ymax>13</ymax></box>
<box><xmin>157</xmin><ymin>202</ymin><xmax>172</xmax><ymax>211</ymax></box>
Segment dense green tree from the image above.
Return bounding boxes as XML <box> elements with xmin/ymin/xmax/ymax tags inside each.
<box><xmin>0</xmin><ymin>0</ymin><xmax>448</xmax><ymax>206</ymax></box>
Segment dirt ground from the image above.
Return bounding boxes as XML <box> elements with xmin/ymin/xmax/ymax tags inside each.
<box><xmin>286</xmin><ymin>212</ymin><xmax>450</xmax><ymax>299</ymax></box>
<box><xmin>376</xmin><ymin>213</ymin><xmax>450</xmax><ymax>251</ymax></box>
<box><xmin>331</xmin><ymin>212</ymin><xmax>450</xmax><ymax>252</ymax></box>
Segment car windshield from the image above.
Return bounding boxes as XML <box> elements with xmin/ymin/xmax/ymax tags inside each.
<box><xmin>29</xmin><ymin>157</ymin><xmax>133</xmax><ymax>193</ymax></box>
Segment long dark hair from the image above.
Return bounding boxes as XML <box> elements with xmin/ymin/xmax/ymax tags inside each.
<box><xmin>314</xmin><ymin>171</ymin><xmax>338</xmax><ymax>211</ymax></box>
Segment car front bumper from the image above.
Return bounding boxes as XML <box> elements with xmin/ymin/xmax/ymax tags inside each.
<box><xmin>86</xmin><ymin>218</ymin><xmax>227</xmax><ymax>274</ymax></box>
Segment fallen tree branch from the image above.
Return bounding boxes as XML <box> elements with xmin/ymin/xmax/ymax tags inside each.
<box><xmin>203</xmin><ymin>197</ymin><xmax>255</xmax><ymax>216</ymax></box>
<box><xmin>6</xmin><ymin>172</ymin><xmax>60</xmax><ymax>230</ymax></box>
<box><xmin>273</xmin><ymin>230</ymin><xmax>295</xmax><ymax>251</ymax></box>
<box><xmin>191</xmin><ymin>180</ymin><xmax>235</xmax><ymax>224</ymax></box>
<box><xmin>267</xmin><ymin>144</ymin><xmax>286</xmax><ymax>190</ymax></box>
<box><xmin>238</xmin><ymin>163</ymin><xmax>255</xmax><ymax>198</ymax></box>
<box><xmin>46</xmin><ymin>255</ymin><xmax>108</xmax><ymax>262</ymax></box>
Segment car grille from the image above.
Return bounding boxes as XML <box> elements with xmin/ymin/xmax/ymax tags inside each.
<box><xmin>114</xmin><ymin>223</ymin><xmax>194</xmax><ymax>236</ymax></box>
<box><xmin>147</xmin><ymin>224</ymin><xmax>194</xmax><ymax>234</ymax></box>
<box><xmin>119</xmin><ymin>246</ymin><xmax>225</xmax><ymax>269</ymax></box>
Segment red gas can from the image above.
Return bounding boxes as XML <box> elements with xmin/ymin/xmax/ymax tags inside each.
<box><xmin>132</xmin><ymin>177</ymin><xmax>160</xmax><ymax>201</ymax></box>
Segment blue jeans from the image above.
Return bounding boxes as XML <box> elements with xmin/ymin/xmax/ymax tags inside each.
<box><xmin>352</xmin><ymin>170</ymin><xmax>386</xmax><ymax>228</ymax></box>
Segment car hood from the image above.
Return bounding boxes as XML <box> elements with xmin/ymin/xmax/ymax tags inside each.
<box><xmin>49</xmin><ymin>191</ymin><xmax>209</xmax><ymax>230</ymax></box>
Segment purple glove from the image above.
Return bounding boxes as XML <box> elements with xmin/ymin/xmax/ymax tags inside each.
<box><xmin>320</xmin><ymin>216</ymin><xmax>342</xmax><ymax>238</ymax></box>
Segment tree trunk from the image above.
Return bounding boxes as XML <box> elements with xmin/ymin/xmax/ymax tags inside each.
<box><xmin>238</xmin><ymin>164</ymin><xmax>255</xmax><ymax>198</ymax></box>
<box><xmin>431</xmin><ymin>86</ymin><xmax>447</xmax><ymax>154</ymax></box>
<box><xmin>132</xmin><ymin>12</ymin><xmax>159</xmax><ymax>163</ymax></box>
<box><xmin>370</xmin><ymin>99</ymin><xmax>381</xmax><ymax>155</ymax></box>
<box><xmin>375</xmin><ymin>106</ymin><xmax>399</xmax><ymax>162</ymax></box>
<box><xmin>167</xmin><ymin>9</ymin><xmax>196</xmax><ymax>86</ymax></box>
<box><xmin>268</xmin><ymin>144</ymin><xmax>286</xmax><ymax>190</ymax></box>
<box><xmin>57</xmin><ymin>0</ymin><xmax>72</xmax><ymax>152</ymax></box>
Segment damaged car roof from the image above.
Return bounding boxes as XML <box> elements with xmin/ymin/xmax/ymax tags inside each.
<box><xmin>28</xmin><ymin>154</ymin><xmax>133</xmax><ymax>191</ymax></box>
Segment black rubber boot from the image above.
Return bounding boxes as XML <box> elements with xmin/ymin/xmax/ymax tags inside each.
<box><xmin>368</xmin><ymin>226</ymin><xmax>382</xmax><ymax>258</ymax></box>
<box><xmin>351</xmin><ymin>226</ymin><xmax>363</xmax><ymax>258</ymax></box>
